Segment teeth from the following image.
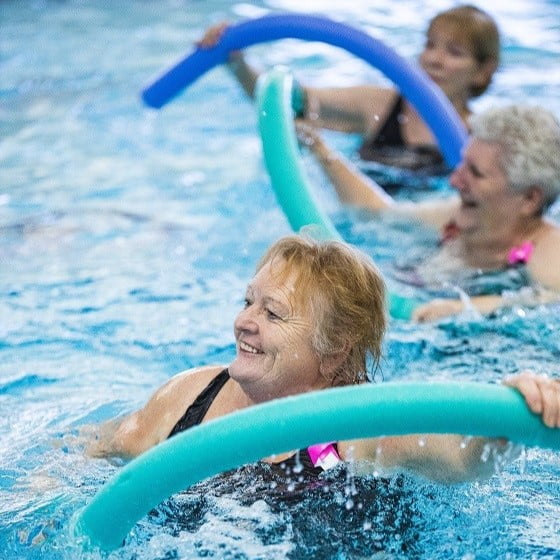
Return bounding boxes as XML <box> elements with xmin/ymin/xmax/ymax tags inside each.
<box><xmin>239</xmin><ymin>341</ymin><xmax>260</xmax><ymax>354</ymax></box>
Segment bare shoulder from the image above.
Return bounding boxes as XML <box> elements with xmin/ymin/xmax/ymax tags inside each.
<box><xmin>140</xmin><ymin>365</ymin><xmax>227</xmax><ymax>427</ymax></box>
<box><xmin>102</xmin><ymin>365</ymin><xmax>226</xmax><ymax>458</ymax></box>
<box><xmin>529</xmin><ymin>224</ymin><xmax>560</xmax><ymax>290</ymax></box>
<box><xmin>157</xmin><ymin>365</ymin><xmax>226</xmax><ymax>402</ymax></box>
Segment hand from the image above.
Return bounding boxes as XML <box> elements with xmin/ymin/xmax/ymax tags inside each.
<box><xmin>295</xmin><ymin>121</ymin><xmax>320</xmax><ymax>147</ymax></box>
<box><xmin>412</xmin><ymin>298</ymin><xmax>465</xmax><ymax>322</ymax></box>
<box><xmin>196</xmin><ymin>22</ymin><xmax>230</xmax><ymax>49</ymax></box>
<box><xmin>504</xmin><ymin>371</ymin><xmax>560</xmax><ymax>428</ymax></box>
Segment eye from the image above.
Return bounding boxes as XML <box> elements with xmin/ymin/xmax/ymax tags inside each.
<box><xmin>243</xmin><ymin>298</ymin><xmax>252</xmax><ymax>309</ymax></box>
<box><xmin>447</xmin><ymin>43</ymin><xmax>469</xmax><ymax>58</ymax></box>
<box><xmin>266</xmin><ymin>308</ymin><xmax>282</xmax><ymax>321</ymax></box>
<box><xmin>469</xmin><ymin>164</ymin><xmax>483</xmax><ymax>178</ymax></box>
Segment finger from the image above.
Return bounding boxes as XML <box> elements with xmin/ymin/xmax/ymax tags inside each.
<box><xmin>196</xmin><ymin>23</ymin><xmax>228</xmax><ymax>47</ymax></box>
<box><xmin>503</xmin><ymin>372</ymin><xmax>543</xmax><ymax>414</ymax></box>
<box><xmin>412</xmin><ymin>307</ymin><xmax>428</xmax><ymax>322</ymax></box>
<box><xmin>538</xmin><ymin>377</ymin><xmax>560</xmax><ymax>428</ymax></box>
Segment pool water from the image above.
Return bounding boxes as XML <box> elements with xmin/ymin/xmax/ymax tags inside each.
<box><xmin>1</xmin><ymin>1</ymin><xmax>560</xmax><ymax>558</ymax></box>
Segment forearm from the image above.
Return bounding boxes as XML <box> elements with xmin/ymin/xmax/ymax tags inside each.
<box><xmin>356</xmin><ymin>434</ymin><xmax>516</xmax><ymax>484</ymax></box>
<box><xmin>307</xmin><ymin>134</ymin><xmax>394</xmax><ymax>211</ymax></box>
<box><xmin>413</xmin><ymin>288</ymin><xmax>558</xmax><ymax>323</ymax></box>
<box><xmin>227</xmin><ymin>52</ymin><xmax>260</xmax><ymax>98</ymax></box>
<box><xmin>84</xmin><ymin>418</ymin><xmax>131</xmax><ymax>459</ymax></box>
<box><xmin>416</xmin><ymin>435</ymin><xmax>517</xmax><ymax>484</ymax></box>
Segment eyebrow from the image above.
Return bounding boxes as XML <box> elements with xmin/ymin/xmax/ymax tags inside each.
<box><xmin>262</xmin><ymin>295</ymin><xmax>290</xmax><ymax>315</ymax></box>
<box><xmin>467</xmin><ymin>161</ymin><xmax>483</xmax><ymax>176</ymax></box>
<box><xmin>246</xmin><ymin>285</ymin><xmax>291</xmax><ymax>314</ymax></box>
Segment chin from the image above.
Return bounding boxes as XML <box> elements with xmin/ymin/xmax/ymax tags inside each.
<box><xmin>228</xmin><ymin>357</ymin><xmax>257</xmax><ymax>381</ymax></box>
<box><xmin>455</xmin><ymin>207</ymin><xmax>478</xmax><ymax>231</ymax></box>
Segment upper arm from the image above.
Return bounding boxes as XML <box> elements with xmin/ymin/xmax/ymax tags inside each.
<box><xmin>529</xmin><ymin>228</ymin><xmax>560</xmax><ymax>291</ymax></box>
<box><xmin>89</xmin><ymin>366</ymin><xmax>224</xmax><ymax>459</ymax></box>
<box><xmin>305</xmin><ymin>85</ymin><xmax>393</xmax><ymax>134</ymax></box>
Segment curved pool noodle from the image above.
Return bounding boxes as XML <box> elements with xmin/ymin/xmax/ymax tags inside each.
<box><xmin>142</xmin><ymin>13</ymin><xmax>467</xmax><ymax>168</ymax></box>
<box><xmin>76</xmin><ymin>381</ymin><xmax>560</xmax><ymax>551</ymax></box>
<box><xmin>257</xmin><ymin>68</ymin><xmax>420</xmax><ymax>320</ymax></box>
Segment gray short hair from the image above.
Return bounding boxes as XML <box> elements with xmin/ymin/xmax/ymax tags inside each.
<box><xmin>469</xmin><ymin>105</ymin><xmax>560</xmax><ymax>211</ymax></box>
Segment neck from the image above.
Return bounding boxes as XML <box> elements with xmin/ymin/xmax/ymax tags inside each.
<box><xmin>445</xmin><ymin>92</ymin><xmax>471</xmax><ymax>122</ymax></box>
<box><xmin>460</xmin><ymin>217</ymin><xmax>545</xmax><ymax>269</ymax></box>
<box><xmin>231</xmin><ymin>376</ymin><xmax>326</xmax><ymax>407</ymax></box>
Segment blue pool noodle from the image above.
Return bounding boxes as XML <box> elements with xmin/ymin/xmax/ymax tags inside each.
<box><xmin>142</xmin><ymin>13</ymin><xmax>467</xmax><ymax>168</ymax></box>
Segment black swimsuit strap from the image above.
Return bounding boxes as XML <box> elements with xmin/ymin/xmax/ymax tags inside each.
<box><xmin>168</xmin><ymin>368</ymin><xmax>230</xmax><ymax>438</ymax></box>
<box><xmin>362</xmin><ymin>95</ymin><xmax>405</xmax><ymax>151</ymax></box>
<box><xmin>167</xmin><ymin>369</ymin><xmax>340</xmax><ymax>478</ymax></box>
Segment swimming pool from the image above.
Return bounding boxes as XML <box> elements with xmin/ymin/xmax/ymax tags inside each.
<box><xmin>1</xmin><ymin>0</ymin><xmax>560</xmax><ymax>558</ymax></box>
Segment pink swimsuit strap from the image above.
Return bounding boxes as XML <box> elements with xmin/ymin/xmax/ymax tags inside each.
<box><xmin>507</xmin><ymin>241</ymin><xmax>534</xmax><ymax>265</ymax></box>
<box><xmin>307</xmin><ymin>442</ymin><xmax>342</xmax><ymax>470</ymax></box>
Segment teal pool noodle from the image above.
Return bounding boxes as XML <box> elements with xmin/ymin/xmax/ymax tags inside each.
<box><xmin>75</xmin><ymin>381</ymin><xmax>560</xmax><ymax>551</ymax></box>
<box><xmin>256</xmin><ymin>69</ymin><xmax>420</xmax><ymax>320</ymax></box>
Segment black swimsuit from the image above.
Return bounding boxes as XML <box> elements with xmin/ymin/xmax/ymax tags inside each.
<box><xmin>168</xmin><ymin>368</ymin><xmax>330</xmax><ymax>477</ymax></box>
<box><xmin>162</xmin><ymin>371</ymin><xmax>418</xmax><ymax>558</ymax></box>
<box><xmin>358</xmin><ymin>95</ymin><xmax>448</xmax><ymax>176</ymax></box>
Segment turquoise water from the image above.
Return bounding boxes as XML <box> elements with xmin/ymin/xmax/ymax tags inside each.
<box><xmin>1</xmin><ymin>0</ymin><xmax>560</xmax><ymax>558</ymax></box>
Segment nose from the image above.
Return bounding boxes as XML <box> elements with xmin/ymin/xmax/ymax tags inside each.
<box><xmin>449</xmin><ymin>162</ymin><xmax>465</xmax><ymax>192</ymax></box>
<box><xmin>422</xmin><ymin>46</ymin><xmax>443</xmax><ymax>68</ymax></box>
<box><xmin>234</xmin><ymin>304</ymin><xmax>259</xmax><ymax>334</ymax></box>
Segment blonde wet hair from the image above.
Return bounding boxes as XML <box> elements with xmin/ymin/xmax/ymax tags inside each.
<box><xmin>256</xmin><ymin>235</ymin><xmax>387</xmax><ymax>386</ymax></box>
<box><xmin>428</xmin><ymin>5</ymin><xmax>500</xmax><ymax>97</ymax></box>
<box><xmin>469</xmin><ymin>104</ymin><xmax>560</xmax><ymax>212</ymax></box>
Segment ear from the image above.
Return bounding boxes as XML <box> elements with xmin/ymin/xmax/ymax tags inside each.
<box><xmin>521</xmin><ymin>186</ymin><xmax>545</xmax><ymax>216</ymax></box>
<box><xmin>319</xmin><ymin>340</ymin><xmax>352</xmax><ymax>378</ymax></box>
<box><xmin>473</xmin><ymin>59</ymin><xmax>497</xmax><ymax>89</ymax></box>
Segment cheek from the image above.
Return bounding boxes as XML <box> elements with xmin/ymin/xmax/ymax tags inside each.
<box><xmin>457</xmin><ymin>61</ymin><xmax>480</xmax><ymax>81</ymax></box>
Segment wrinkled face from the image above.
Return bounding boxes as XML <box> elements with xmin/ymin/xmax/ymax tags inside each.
<box><xmin>229</xmin><ymin>260</ymin><xmax>326</xmax><ymax>399</ymax></box>
<box><xmin>450</xmin><ymin>139</ymin><xmax>524</xmax><ymax>234</ymax></box>
<box><xmin>419</xmin><ymin>21</ymin><xmax>486</xmax><ymax>101</ymax></box>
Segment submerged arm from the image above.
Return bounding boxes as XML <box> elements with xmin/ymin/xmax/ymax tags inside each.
<box><xmin>347</xmin><ymin>432</ymin><xmax>512</xmax><ymax>484</ymax></box>
<box><xmin>346</xmin><ymin>373</ymin><xmax>560</xmax><ymax>483</ymax></box>
<box><xmin>85</xmin><ymin>366</ymin><xmax>223</xmax><ymax>459</ymax></box>
<box><xmin>227</xmin><ymin>51</ymin><xmax>260</xmax><ymax>99</ymax></box>
<box><xmin>413</xmin><ymin>289</ymin><xmax>560</xmax><ymax>323</ymax></box>
<box><xmin>413</xmin><ymin>227</ymin><xmax>560</xmax><ymax>322</ymax></box>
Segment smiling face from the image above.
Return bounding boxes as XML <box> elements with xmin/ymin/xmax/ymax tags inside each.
<box><xmin>450</xmin><ymin>139</ymin><xmax>525</xmax><ymax>237</ymax></box>
<box><xmin>228</xmin><ymin>259</ymin><xmax>327</xmax><ymax>401</ymax></box>
<box><xmin>419</xmin><ymin>21</ymin><xmax>489</xmax><ymax>104</ymax></box>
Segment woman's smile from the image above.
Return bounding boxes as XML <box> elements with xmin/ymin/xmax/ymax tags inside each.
<box><xmin>238</xmin><ymin>340</ymin><xmax>263</xmax><ymax>355</ymax></box>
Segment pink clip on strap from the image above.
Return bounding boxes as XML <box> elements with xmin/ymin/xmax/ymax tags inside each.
<box><xmin>307</xmin><ymin>442</ymin><xmax>341</xmax><ymax>470</ymax></box>
<box><xmin>507</xmin><ymin>241</ymin><xmax>534</xmax><ymax>265</ymax></box>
